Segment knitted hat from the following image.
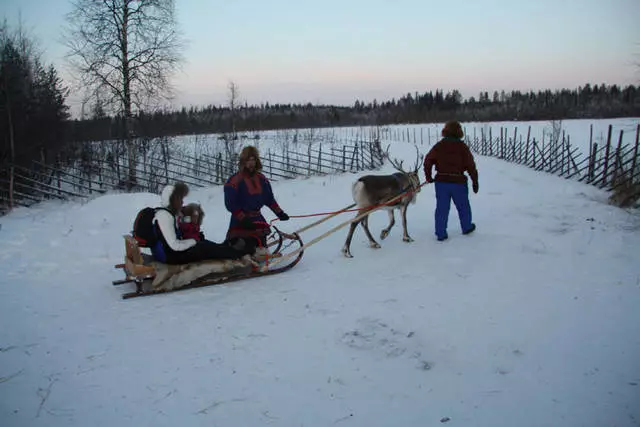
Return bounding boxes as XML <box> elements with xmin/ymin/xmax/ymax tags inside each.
<box><xmin>441</xmin><ymin>120</ymin><xmax>464</xmax><ymax>139</ymax></box>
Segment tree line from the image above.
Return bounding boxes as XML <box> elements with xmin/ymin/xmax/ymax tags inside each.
<box><xmin>0</xmin><ymin>23</ymin><xmax>70</xmax><ymax>168</ymax></box>
<box><xmin>69</xmin><ymin>83</ymin><xmax>640</xmax><ymax>142</ymax></box>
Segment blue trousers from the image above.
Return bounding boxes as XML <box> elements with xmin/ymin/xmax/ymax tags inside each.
<box><xmin>434</xmin><ymin>182</ymin><xmax>473</xmax><ymax>239</ymax></box>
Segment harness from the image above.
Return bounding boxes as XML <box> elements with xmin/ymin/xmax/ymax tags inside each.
<box><xmin>391</xmin><ymin>172</ymin><xmax>418</xmax><ymax>203</ymax></box>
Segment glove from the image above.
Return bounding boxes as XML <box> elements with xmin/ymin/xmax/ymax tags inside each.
<box><xmin>277</xmin><ymin>211</ymin><xmax>290</xmax><ymax>221</ymax></box>
<box><xmin>240</xmin><ymin>217</ymin><xmax>256</xmax><ymax>230</ymax></box>
<box><xmin>424</xmin><ymin>168</ymin><xmax>434</xmax><ymax>183</ymax></box>
<box><xmin>472</xmin><ymin>181</ymin><xmax>479</xmax><ymax>194</ymax></box>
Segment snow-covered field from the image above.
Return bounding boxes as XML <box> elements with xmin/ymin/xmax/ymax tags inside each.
<box><xmin>1</xmin><ymin>136</ymin><xmax>640</xmax><ymax>427</ymax></box>
<box><xmin>173</xmin><ymin>117</ymin><xmax>640</xmax><ymax>157</ymax></box>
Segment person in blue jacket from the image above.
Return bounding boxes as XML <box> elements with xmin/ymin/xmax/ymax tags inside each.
<box><xmin>224</xmin><ymin>146</ymin><xmax>289</xmax><ymax>256</ymax></box>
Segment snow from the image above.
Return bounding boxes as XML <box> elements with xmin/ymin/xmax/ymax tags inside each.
<box><xmin>1</xmin><ymin>131</ymin><xmax>640</xmax><ymax>427</ymax></box>
<box><xmin>171</xmin><ymin>117</ymin><xmax>640</xmax><ymax>156</ymax></box>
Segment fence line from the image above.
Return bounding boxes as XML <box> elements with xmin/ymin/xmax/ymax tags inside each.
<box><xmin>463</xmin><ymin>123</ymin><xmax>640</xmax><ymax>207</ymax></box>
<box><xmin>0</xmin><ymin>138</ymin><xmax>384</xmax><ymax>213</ymax></box>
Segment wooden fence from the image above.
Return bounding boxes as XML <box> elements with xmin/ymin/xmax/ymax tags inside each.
<box><xmin>0</xmin><ymin>138</ymin><xmax>384</xmax><ymax>213</ymax></box>
<box><xmin>464</xmin><ymin>123</ymin><xmax>640</xmax><ymax>206</ymax></box>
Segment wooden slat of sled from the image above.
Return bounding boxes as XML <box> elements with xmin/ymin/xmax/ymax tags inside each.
<box><xmin>123</xmin><ymin>235</ymin><xmax>156</xmax><ymax>277</ymax></box>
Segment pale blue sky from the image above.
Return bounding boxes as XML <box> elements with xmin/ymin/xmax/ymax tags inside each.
<box><xmin>2</xmin><ymin>0</ymin><xmax>639</xmax><ymax>114</ymax></box>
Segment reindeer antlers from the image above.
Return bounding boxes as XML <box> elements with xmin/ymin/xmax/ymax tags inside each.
<box><xmin>385</xmin><ymin>144</ymin><xmax>405</xmax><ymax>172</ymax></box>
<box><xmin>412</xmin><ymin>144</ymin><xmax>423</xmax><ymax>173</ymax></box>
<box><xmin>385</xmin><ymin>143</ymin><xmax>423</xmax><ymax>173</ymax></box>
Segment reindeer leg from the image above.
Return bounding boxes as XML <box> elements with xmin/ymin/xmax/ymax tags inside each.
<box><xmin>342</xmin><ymin>218</ymin><xmax>360</xmax><ymax>258</ymax></box>
<box><xmin>401</xmin><ymin>205</ymin><xmax>413</xmax><ymax>242</ymax></box>
<box><xmin>380</xmin><ymin>209</ymin><xmax>395</xmax><ymax>240</ymax></box>
<box><xmin>361</xmin><ymin>215</ymin><xmax>381</xmax><ymax>249</ymax></box>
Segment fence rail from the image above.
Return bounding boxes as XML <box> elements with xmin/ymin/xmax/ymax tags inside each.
<box><xmin>464</xmin><ymin>123</ymin><xmax>640</xmax><ymax>207</ymax></box>
<box><xmin>0</xmin><ymin>138</ymin><xmax>384</xmax><ymax>213</ymax></box>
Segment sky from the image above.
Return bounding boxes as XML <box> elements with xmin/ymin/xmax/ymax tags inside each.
<box><xmin>1</xmin><ymin>119</ymin><xmax>639</xmax><ymax>426</ymax></box>
<box><xmin>2</xmin><ymin>0</ymin><xmax>640</xmax><ymax>115</ymax></box>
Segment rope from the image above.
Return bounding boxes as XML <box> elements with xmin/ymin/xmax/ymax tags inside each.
<box><xmin>269</xmin><ymin>180</ymin><xmax>429</xmax><ymax>226</ymax></box>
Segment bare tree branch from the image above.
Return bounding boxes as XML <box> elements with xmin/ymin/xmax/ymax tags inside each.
<box><xmin>63</xmin><ymin>0</ymin><xmax>185</xmax><ymax>186</ymax></box>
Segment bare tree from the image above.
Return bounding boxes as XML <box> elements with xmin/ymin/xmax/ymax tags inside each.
<box><xmin>223</xmin><ymin>80</ymin><xmax>240</xmax><ymax>159</ymax></box>
<box><xmin>64</xmin><ymin>0</ymin><xmax>184</xmax><ymax>187</ymax></box>
<box><xmin>228</xmin><ymin>80</ymin><xmax>240</xmax><ymax>137</ymax></box>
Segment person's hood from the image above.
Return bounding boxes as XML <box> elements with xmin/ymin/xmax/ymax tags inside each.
<box><xmin>160</xmin><ymin>185</ymin><xmax>174</xmax><ymax>208</ymax></box>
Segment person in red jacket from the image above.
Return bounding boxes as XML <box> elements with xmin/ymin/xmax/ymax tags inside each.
<box><xmin>179</xmin><ymin>203</ymin><xmax>205</xmax><ymax>241</ymax></box>
<box><xmin>423</xmin><ymin>120</ymin><xmax>479</xmax><ymax>241</ymax></box>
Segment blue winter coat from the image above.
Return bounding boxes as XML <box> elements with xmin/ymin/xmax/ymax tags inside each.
<box><xmin>224</xmin><ymin>171</ymin><xmax>284</xmax><ymax>241</ymax></box>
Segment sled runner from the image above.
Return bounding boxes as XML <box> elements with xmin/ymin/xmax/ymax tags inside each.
<box><xmin>113</xmin><ymin>226</ymin><xmax>304</xmax><ymax>299</ymax></box>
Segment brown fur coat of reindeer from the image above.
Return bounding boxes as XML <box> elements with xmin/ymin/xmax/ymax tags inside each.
<box><xmin>342</xmin><ymin>146</ymin><xmax>423</xmax><ymax>258</ymax></box>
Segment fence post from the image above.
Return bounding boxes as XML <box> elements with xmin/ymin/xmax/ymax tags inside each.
<box><xmin>488</xmin><ymin>127</ymin><xmax>492</xmax><ymax>156</ymax></box>
<box><xmin>331</xmin><ymin>146</ymin><xmax>335</xmax><ymax>172</ymax></box>
<box><xmin>589</xmin><ymin>143</ymin><xmax>598</xmax><ymax>182</ymax></box>
<box><xmin>611</xmin><ymin>130</ymin><xmax>624</xmax><ymax>186</ymax></box>
<box><xmin>632</xmin><ymin>124</ymin><xmax>640</xmax><ymax>184</ymax></box>
<box><xmin>342</xmin><ymin>146</ymin><xmax>346</xmax><ymax>172</ymax></box>
<box><xmin>589</xmin><ymin>123</ymin><xmax>593</xmax><ymax>176</ymax></box>
<box><xmin>216</xmin><ymin>152</ymin><xmax>222</xmax><ymax>183</ymax></box>
<box><xmin>561</xmin><ymin>133</ymin><xmax>566</xmax><ymax>175</ymax></box>
<box><xmin>512</xmin><ymin>127</ymin><xmax>518</xmax><ymax>161</ymax></box>
<box><xmin>601</xmin><ymin>125</ymin><xmax>613</xmax><ymax>186</ymax></box>
<box><xmin>350</xmin><ymin>145</ymin><xmax>358</xmax><ymax>171</ymax></box>
<box><xmin>525</xmin><ymin>127</ymin><xmax>531</xmax><ymax>165</ymax></box>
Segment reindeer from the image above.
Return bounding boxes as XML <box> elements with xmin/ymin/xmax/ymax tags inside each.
<box><xmin>342</xmin><ymin>145</ymin><xmax>423</xmax><ymax>258</ymax></box>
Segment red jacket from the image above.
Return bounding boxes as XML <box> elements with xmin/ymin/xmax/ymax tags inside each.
<box><xmin>424</xmin><ymin>137</ymin><xmax>478</xmax><ymax>185</ymax></box>
<box><xmin>179</xmin><ymin>220</ymin><xmax>202</xmax><ymax>241</ymax></box>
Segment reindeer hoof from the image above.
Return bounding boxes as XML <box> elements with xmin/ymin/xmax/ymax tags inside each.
<box><xmin>342</xmin><ymin>248</ymin><xmax>353</xmax><ymax>258</ymax></box>
<box><xmin>370</xmin><ymin>242</ymin><xmax>382</xmax><ymax>249</ymax></box>
<box><xmin>380</xmin><ymin>230</ymin><xmax>389</xmax><ymax>240</ymax></box>
<box><xmin>403</xmin><ymin>236</ymin><xmax>414</xmax><ymax>242</ymax></box>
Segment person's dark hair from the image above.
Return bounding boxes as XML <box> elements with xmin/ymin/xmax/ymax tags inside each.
<box><xmin>182</xmin><ymin>203</ymin><xmax>205</xmax><ymax>225</ymax></box>
<box><xmin>170</xmin><ymin>182</ymin><xmax>189</xmax><ymax>211</ymax></box>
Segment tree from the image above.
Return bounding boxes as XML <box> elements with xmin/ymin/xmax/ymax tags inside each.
<box><xmin>1</xmin><ymin>21</ymin><xmax>69</xmax><ymax>209</ymax></box>
<box><xmin>64</xmin><ymin>0</ymin><xmax>184</xmax><ymax>187</ymax></box>
<box><xmin>227</xmin><ymin>80</ymin><xmax>240</xmax><ymax>136</ymax></box>
<box><xmin>221</xmin><ymin>80</ymin><xmax>242</xmax><ymax>160</ymax></box>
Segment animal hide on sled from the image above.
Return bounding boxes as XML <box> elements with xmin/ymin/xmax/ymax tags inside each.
<box><xmin>151</xmin><ymin>255</ymin><xmax>257</xmax><ymax>291</ymax></box>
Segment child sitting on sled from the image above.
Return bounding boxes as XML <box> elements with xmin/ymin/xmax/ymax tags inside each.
<box><xmin>179</xmin><ymin>203</ymin><xmax>205</xmax><ymax>241</ymax></box>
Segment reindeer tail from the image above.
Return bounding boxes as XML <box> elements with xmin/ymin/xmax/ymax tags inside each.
<box><xmin>352</xmin><ymin>180</ymin><xmax>369</xmax><ymax>207</ymax></box>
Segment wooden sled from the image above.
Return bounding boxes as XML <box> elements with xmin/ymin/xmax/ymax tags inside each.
<box><xmin>112</xmin><ymin>235</ymin><xmax>155</xmax><ymax>289</ymax></box>
<box><xmin>112</xmin><ymin>227</ymin><xmax>303</xmax><ymax>299</ymax></box>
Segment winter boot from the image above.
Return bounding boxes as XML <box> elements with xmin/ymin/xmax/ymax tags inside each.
<box><xmin>462</xmin><ymin>223</ymin><xmax>476</xmax><ymax>235</ymax></box>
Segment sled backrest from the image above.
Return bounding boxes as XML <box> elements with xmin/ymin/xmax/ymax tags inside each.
<box><xmin>125</xmin><ymin>234</ymin><xmax>144</xmax><ymax>265</ymax></box>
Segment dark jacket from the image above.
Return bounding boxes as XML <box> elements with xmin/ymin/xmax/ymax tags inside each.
<box><xmin>423</xmin><ymin>137</ymin><xmax>479</xmax><ymax>185</ymax></box>
<box><xmin>224</xmin><ymin>170</ymin><xmax>284</xmax><ymax>241</ymax></box>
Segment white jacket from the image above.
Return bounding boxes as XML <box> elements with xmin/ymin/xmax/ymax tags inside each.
<box><xmin>154</xmin><ymin>185</ymin><xmax>197</xmax><ymax>252</ymax></box>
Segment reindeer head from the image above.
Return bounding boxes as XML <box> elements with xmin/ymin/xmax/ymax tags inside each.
<box><xmin>386</xmin><ymin>144</ymin><xmax>423</xmax><ymax>196</ymax></box>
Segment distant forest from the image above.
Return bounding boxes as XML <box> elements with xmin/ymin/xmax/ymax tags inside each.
<box><xmin>70</xmin><ymin>84</ymin><xmax>640</xmax><ymax>142</ymax></box>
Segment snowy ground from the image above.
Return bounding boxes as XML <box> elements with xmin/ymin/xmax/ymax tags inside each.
<box><xmin>1</xmin><ymin>143</ymin><xmax>639</xmax><ymax>427</ymax></box>
<box><xmin>174</xmin><ymin>117</ymin><xmax>640</xmax><ymax>156</ymax></box>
